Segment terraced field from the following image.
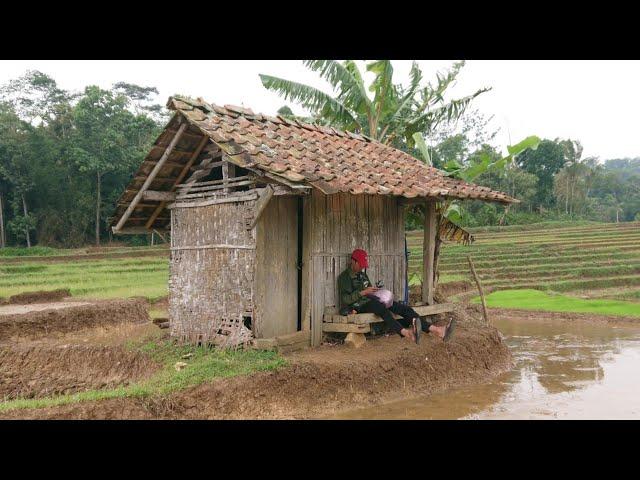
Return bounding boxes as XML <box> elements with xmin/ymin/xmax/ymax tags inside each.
<box><xmin>407</xmin><ymin>221</ymin><xmax>640</xmax><ymax>304</ymax></box>
<box><xmin>0</xmin><ymin>247</ymin><xmax>169</xmax><ymax>301</ymax></box>
<box><xmin>2</xmin><ymin>221</ymin><xmax>639</xmax><ymax>311</ymax></box>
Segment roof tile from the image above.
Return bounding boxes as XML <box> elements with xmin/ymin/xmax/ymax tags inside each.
<box><xmin>162</xmin><ymin>96</ymin><xmax>517</xmax><ymax>204</ymax></box>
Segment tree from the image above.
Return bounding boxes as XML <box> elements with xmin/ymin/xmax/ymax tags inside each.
<box><xmin>0</xmin><ymin>102</ymin><xmax>38</xmax><ymax>247</ymax></box>
<box><xmin>260</xmin><ymin>60</ymin><xmax>489</xmax><ymax>147</ymax></box>
<box><xmin>515</xmin><ymin>139</ymin><xmax>567</xmax><ymax>209</ymax></box>
<box><xmin>68</xmin><ymin>86</ymin><xmax>148</xmax><ymax>246</ymax></box>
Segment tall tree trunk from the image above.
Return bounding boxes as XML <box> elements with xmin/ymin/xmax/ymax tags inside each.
<box><xmin>565</xmin><ymin>177</ymin><xmax>569</xmax><ymax>214</ymax></box>
<box><xmin>0</xmin><ymin>193</ymin><xmax>5</xmax><ymax>248</ymax></box>
<box><xmin>22</xmin><ymin>193</ymin><xmax>31</xmax><ymax>248</ymax></box>
<box><xmin>96</xmin><ymin>172</ymin><xmax>101</xmax><ymax>246</ymax></box>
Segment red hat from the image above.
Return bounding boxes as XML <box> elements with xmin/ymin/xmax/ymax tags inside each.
<box><xmin>351</xmin><ymin>249</ymin><xmax>369</xmax><ymax>268</ymax></box>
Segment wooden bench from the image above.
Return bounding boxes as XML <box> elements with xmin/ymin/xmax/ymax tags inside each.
<box><xmin>322</xmin><ymin>303</ymin><xmax>456</xmax><ymax>347</ymax></box>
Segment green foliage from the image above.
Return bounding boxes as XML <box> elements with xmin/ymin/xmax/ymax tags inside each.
<box><xmin>474</xmin><ymin>289</ymin><xmax>640</xmax><ymax>318</ymax></box>
<box><xmin>515</xmin><ymin>139</ymin><xmax>567</xmax><ymax>208</ymax></box>
<box><xmin>0</xmin><ymin>71</ymin><xmax>163</xmax><ymax>248</ymax></box>
<box><xmin>260</xmin><ymin>60</ymin><xmax>488</xmax><ymax>146</ymax></box>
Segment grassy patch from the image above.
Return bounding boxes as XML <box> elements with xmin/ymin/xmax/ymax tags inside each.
<box><xmin>0</xmin><ymin>246</ymin><xmax>62</xmax><ymax>257</ymax></box>
<box><xmin>0</xmin><ymin>340</ymin><xmax>286</xmax><ymax>413</ymax></box>
<box><xmin>0</xmin><ymin>257</ymin><xmax>169</xmax><ymax>301</ymax></box>
<box><xmin>474</xmin><ymin>288</ymin><xmax>640</xmax><ymax>318</ymax></box>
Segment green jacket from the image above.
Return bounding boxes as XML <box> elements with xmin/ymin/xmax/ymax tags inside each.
<box><xmin>337</xmin><ymin>268</ymin><xmax>372</xmax><ymax>309</ymax></box>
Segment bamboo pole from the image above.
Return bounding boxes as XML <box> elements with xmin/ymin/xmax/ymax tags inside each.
<box><xmin>467</xmin><ymin>255</ymin><xmax>489</xmax><ymax>324</ymax></box>
<box><xmin>422</xmin><ymin>200</ymin><xmax>436</xmax><ymax>305</ymax></box>
<box><xmin>115</xmin><ymin>120</ymin><xmax>187</xmax><ymax>232</ymax></box>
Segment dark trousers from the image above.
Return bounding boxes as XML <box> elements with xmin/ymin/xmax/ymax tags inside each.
<box><xmin>355</xmin><ymin>299</ymin><xmax>432</xmax><ymax>336</ymax></box>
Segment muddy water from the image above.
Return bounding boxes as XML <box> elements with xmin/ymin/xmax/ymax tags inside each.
<box><xmin>333</xmin><ymin>317</ymin><xmax>640</xmax><ymax>419</ymax></box>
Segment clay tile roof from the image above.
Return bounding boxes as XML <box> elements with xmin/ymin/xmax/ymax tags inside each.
<box><xmin>166</xmin><ymin>95</ymin><xmax>517</xmax><ymax>204</ymax></box>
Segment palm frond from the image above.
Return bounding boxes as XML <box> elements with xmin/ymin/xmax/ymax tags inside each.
<box><xmin>259</xmin><ymin>74</ymin><xmax>359</xmax><ymax>130</ymax></box>
<box><xmin>366</xmin><ymin>60</ymin><xmax>396</xmax><ymax>136</ymax></box>
<box><xmin>303</xmin><ymin>60</ymin><xmax>372</xmax><ymax>117</ymax></box>
<box><xmin>406</xmin><ymin>88</ymin><xmax>491</xmax><ymax>137</ymax></box>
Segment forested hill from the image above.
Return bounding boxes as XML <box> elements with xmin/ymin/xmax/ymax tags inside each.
<box><xmin>1</xmin><ymin>70</ymin><xmax>639</xmax><ymax>249</ymax></box>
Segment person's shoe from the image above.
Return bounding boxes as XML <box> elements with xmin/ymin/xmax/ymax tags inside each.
<box><xmin>413</xmin><ymin>318</ymin><xmax>422</xmax><ymax>344</ymax></box>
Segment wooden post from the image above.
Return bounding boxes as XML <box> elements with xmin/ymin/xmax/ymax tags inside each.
<box><xmin>422</xmin><ymin>200</ymin><xmax>436</xmax><ymax>305</ymax></box>
<box><xmin>467</xmin><ymin>255</ymin><xmax>490</xmax><ymax>324</ymax></box>
<box><xmin>114</xmin><ymin>120</ymin><xmax>187</xmax><ymax>232</ymax></box>
<box><xmin>222</xmin><ymin>161</ymin><xmax>236</xmax><ymax>194</ymax></box>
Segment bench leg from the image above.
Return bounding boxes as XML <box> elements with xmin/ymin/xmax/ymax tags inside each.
<box><xmin>344</xmin><ymin>332</ymin><xmax>366</xmax><ymax>349</ymax></box>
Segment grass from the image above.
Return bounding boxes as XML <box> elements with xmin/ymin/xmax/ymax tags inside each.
<box><xmin>0</xmin><ymin>246</ymin><xmax>62</xmax><ymax>257</ymax></box>
<box><xmin>0</xmin><ymin>339</ymin><xmax>286</xmax><ymax>413</ymax></box>
<box><xmin>0</xmin><ymin>257</ymin><xmax>169</xmax><ymax>301</ymax></box>
<box><xmin>473</xmin><ymin>288</ymin><xmax>640</xmax><ymax>318</ymax></box>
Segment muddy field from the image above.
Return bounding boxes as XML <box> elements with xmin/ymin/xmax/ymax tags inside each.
<box><xmin>0</xmin><ymin>303</ymin><xmax>513</xmax><ymax>419</ymax></box>
<box><xmin>0</xmin><ymin>298</ymin><xmax>149</xmax><ymax>342</ymax></box>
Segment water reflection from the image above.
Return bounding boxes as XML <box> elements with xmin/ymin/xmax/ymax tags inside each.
<box><xmin>331</xmin><ymin>316</ymin><xmax>640</xmax><ymax>419</ymax></box>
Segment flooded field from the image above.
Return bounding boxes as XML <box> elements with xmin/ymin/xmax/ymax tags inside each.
<box><xmin>332</xmin><ymin>316</ymin><xmax>640</xmax><ymax>419</ymax></box>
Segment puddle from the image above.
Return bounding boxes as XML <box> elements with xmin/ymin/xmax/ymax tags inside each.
<box><xmin>332</xmin><ymin>316</ymin><xmax>640</xmax><ymax>419</ymax></box>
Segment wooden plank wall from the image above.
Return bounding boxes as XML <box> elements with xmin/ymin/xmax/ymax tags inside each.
<box><xmin>169</xmin><ymin>201</ymin><xmax>256</xmax><ymax>341</ymax></box>
<box><xmin>307</xmin><ymin>190</ymin><xmax>406</xmax><ymax>346</ymax></box>
<box><xmin>254</xmin><ymin>196</ymin><xmax>299</xmax><ymax>338</ymax></box>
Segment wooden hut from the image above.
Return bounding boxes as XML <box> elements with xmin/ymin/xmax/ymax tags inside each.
<box><xmin>110</xmin><ymin>96</ymin><xmax>516</xmax><ymax>348</ymax></box>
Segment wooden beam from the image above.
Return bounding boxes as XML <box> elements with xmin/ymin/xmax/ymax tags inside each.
<box><xmin>144</xmin><ymin>135</ymin><xmax>209</xmax><ymax>230</ymax></box>
<box><xmin>168</xmin><ymin>192</ymin><xmax>259</xmax><ymax>209</ymax></box>
<box><xmin>249</xmin><ymin>185</ymin><xmax>274</xmax><ymax>229</ymax></box>
<box><xmin>176</xmin><ymin>175</ymin><xmax>250</xmax><ymax>189</ymax></box>
<box><xmin>175</xmin><ymin>180</ymin><xmax>255</xmax><ymax>199</ymax></box>
<box><xmin>322</xmin><ymin>323</ymin><xmax>370</xmax><ymax>333</ymax></box>
<box><xmin>112</xmin><ymin>226</ymin><xmax>170</xmax><ymax>235</ymax></box>
<box><xmin>222</xmin><ymin>161</ymin><xmax>236</xmax><ymax>193</ymax></box>
<box><xmin>142</xmin><ymin>190</ymin><xmax>177</xmax><ymax>202</ymax></box>
<box><xmin>422</xmin><ymin>199</ymin><xmax>437</xmax><ymax>305</ymax></box>
<box><xmin>115</xmin><ymin>121</ymin><xmax>187</xmax><ymax>232</ymax></box>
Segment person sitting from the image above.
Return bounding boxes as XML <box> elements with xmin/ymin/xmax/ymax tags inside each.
<box><xmin>337</xmin><ymin>248</ymin><xmax>454</xmax><ymax>344</ymax></box>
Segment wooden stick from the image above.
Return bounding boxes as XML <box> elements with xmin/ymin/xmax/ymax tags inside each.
<box><xmin>115</xmin><ymin>121</ymin><xmax>187</xmax><ymax>232</ymax></box>
<box><xmin>422</xmin><ymin>200</ymin><xmax>436</xmax><ymax>305</ymax></box>
<box><xmin>249</xmin><ymin>185</ymin><xmax>274</xmax><ymax>229</ymax></box>
<box><xmin>467</xmin><ymin>255</ymin><xmax>490</xmax><ymax>324</ymax></box>
<box><xmin>145</xmin><ymin>134</ymin><xmax>208</xmax><ymax>230</ymax></box>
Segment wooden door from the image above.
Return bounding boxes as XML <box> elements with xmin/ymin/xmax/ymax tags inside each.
<box><xmin>254</xmin><ymin>196</ymin><xmax>299</xmax><ymax>338</ymax></box>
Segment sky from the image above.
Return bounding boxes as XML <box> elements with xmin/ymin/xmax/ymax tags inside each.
<box><xmin>1</xmin><ymin>60</ymin><xmax>639</xmax><ymax>160</ymax></box>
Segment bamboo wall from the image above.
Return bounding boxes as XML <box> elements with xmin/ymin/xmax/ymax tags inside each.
<box><xmin>305</xmin><ymin>190</ymin><xmax>406</xmax><ymax>346</ymax></box>
<box><xmin>169</xmin><ymin>201</ymin><xmax>256</xmax><ymax>343</ymax></box>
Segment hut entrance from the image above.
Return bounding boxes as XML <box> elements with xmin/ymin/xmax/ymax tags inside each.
<box><xmin>254</xmin><ymin>195</ymin><xmax>301</xmax><ymax>338</ymax></box>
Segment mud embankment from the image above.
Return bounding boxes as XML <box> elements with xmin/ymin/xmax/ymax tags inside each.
<box><xmin>1</xmin><ymin>308</ymin><xmax>513</xmax><ymax>419</ymax></box>
<box><xmin>0</xmin><ymin>344</ymin><xmax>160</xmax><ymax>400</ymax></box>
<box><xmin>1</xmin><ymin>289</ymin><xmax>71</xmax><ymax>305</ymax></box>
<box><xmin>0</xmin><ymin>299</ymin><xmax>149</xmax><ymax>342</ymax></box>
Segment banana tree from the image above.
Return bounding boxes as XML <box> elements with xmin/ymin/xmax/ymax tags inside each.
<box><xmin>260</xmin><ymin>60</ymin><xmax>489</xmax><ymax>146</ymax></box>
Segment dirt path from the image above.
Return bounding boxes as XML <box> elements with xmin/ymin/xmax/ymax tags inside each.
<box><xmin>0</xmin><ymin>301</ymin><xmax>91</xmax><ymax>316</ymax></box>
<box><xmin>1</xmin><ymin>310</ymin><xmax>513</xmax><ymax>419</ymax></box>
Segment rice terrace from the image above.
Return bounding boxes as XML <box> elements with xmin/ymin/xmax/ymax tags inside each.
<box><xmin>1</xmin><ymin>60</ymin><xmax>640</xmax><ymax>420</ymax></box>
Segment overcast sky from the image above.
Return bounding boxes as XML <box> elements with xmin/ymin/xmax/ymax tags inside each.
<box><xmin>1</xmin><ymin>60</ymin><xmax>639</xmax><ymax>159</ymax></box>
